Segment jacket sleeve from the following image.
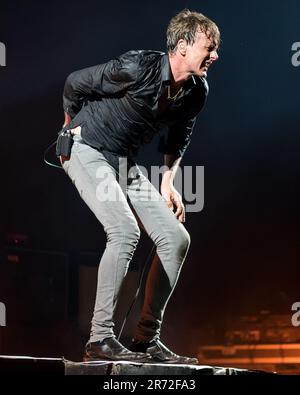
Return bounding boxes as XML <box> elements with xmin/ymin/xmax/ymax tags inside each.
<box><xmin>161</xmin><ymin>117</ymin><xmax>197</xmax><ymax>158</ymax></box>
<box><xmin>63</xmin><ymin>52</ymin><xmax>140</xmax><ymax>118</ymax></box>
<box><xmin>160</xmin><ymin>77</ymin><xmax>209</xmax><ymax>158</ymax></box>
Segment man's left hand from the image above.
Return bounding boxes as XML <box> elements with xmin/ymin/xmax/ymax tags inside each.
<box><xmin>161</xmin><ymin>184</ymin><xmax>185</xmax><ymax>223</ymax></box>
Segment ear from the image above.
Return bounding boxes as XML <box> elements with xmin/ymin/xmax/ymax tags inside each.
<box><xmin>177</xmin><ymin>39</ymin><xmax>187</xmax><ymax>55</ymax></box>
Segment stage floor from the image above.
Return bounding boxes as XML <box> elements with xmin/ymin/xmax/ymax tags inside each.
<box><xmin>0</xmin><ymin>355</ymin><xmax>269</xmax><ymax>375</ymax></box>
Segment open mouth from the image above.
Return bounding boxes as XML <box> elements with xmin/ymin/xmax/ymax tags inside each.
<box><xmin>201</xmin><ymin>60</ymin><xmax>211</xmax><ymax>70</ymax></box>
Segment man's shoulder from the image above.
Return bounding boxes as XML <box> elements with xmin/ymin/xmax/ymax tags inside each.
<box><xmin>119</xmin><ymin>49</ymin><xmax>165</xmax><ymax>65</ymax></box>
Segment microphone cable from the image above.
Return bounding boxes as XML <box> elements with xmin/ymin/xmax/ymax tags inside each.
<box><xmin>43</xmin><ymin>140</ymin><xmax>63</xmax><ymax>170</ymax></box>
<box><xmin>117</xmin><ymin>243</ymin><xmax>156</xmax><ymax>341</ymax></box>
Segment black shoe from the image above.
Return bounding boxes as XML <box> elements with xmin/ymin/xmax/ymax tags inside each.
<box><xmin>129</xmin><ymin>339</ymin><xmax>199</xmax><ymax>365</ymax></box>
<box><xmin>84</xmin><ymin>337</ymin><xmax>152</xmax><ymax>362</ymax></box>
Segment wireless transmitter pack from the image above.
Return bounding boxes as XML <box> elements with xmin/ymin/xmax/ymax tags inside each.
<box><xmin>56</xmin><ymin>129</ymin><xmax>74</xmax><ymax>157</ymax></box>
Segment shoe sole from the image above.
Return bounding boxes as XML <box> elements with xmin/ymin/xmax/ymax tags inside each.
<box><xmin>83</xmin><ymin>355</ymin><xmax>153</xmax><ymax>363</ymax></box>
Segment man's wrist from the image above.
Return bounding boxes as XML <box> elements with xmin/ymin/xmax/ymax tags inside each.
<box><xmin>161</xmin><ymin>171</ymin><xmax>174</xmax><ymax>187</ymax></box>
<box><xmin>63</xmin><ymin>112</ymin><xmax>72</xmax><ymax>127</ymax></box>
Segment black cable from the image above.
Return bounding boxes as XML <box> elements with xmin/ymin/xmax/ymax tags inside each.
<box><xmin>43</xmin><ymin>140</ymin><xmax>63</xmax><ymax>170</ymax></box>
<box><xmin>117</xmin><ymin>243</ymin><xmax>156</xmax><ymax>341</ymax></box>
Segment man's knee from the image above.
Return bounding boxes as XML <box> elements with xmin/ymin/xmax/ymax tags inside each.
<box><xmin>127</xmin><ymin>222</ymin><xmax>141</xmax><ymax>245</ymax></box>
<box><xmin>157</xmin><ymin>224</ymin><xmax>190</xmax><ymax>253</ymax></box>
<box><xmin>107</xmin><ymin>220</ymin><xmax>141</xmax><ymax>247</ymax></box>
<box><xmin>176</xmin><ymin>225</ymin><xmax>191</xmax><ymax>252</ymax></box>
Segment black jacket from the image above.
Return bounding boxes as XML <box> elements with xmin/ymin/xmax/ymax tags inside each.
<box><xmin>63</xmin><ymin>50</ymin><xmax>208</xmax><ymax>163</ymax></box>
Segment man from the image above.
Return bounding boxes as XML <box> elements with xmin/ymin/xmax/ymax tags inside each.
<box><xmin>59</xmin><ymin>9</ymin><xmax>220</xmax><ymax>364</ymax></box>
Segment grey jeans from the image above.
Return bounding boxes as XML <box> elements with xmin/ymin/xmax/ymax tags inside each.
<box><xmin>62</xmin><ymin>134</ymin><xmax>191</xmax><ymax>343</ymax></box>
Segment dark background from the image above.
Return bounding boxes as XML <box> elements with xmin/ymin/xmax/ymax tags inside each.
<box><xmin>0</xmin><ymin>0</ymin><xmax>299</xmax><ymax>359</ymax></box>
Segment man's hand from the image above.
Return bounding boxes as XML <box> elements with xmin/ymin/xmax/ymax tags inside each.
<box><xmin>63</xmin><ymin>112</ymin><xmax>72</xmax><ymax>128</ymax></box>
<box><xmin>161</xmin><ymin>155</ymin><xmax>185</xmax><ymax>223</ymax></box>
<box><xmin>161</xmin><ymin>183</ymin><xmax>185</xmax><ymax>223</ymax></box>
<box><xmin>60</xmin><ymin>155</ymin><xmax>68</xmax><ymax>165</ymax></box>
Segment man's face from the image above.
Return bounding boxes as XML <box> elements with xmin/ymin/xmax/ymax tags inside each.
<box><xmin>183</xmin><ymin>30</ymin><xmax>219</xmax><ymax>77</ymax></box>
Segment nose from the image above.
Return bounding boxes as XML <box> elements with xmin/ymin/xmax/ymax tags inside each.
<box><xmin>210</xmin><ymin>50</ymin><xmax>219</xmax><ymax>62</ymax></box>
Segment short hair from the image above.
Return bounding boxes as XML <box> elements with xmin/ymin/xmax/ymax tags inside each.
<box><xmin>166</xmin><ymin>9</ymin><xmax>221</xmax><ymax>54</ymax></box>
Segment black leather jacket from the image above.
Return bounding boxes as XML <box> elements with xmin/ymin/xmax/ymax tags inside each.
<box><xmin>62</xmin><ymin>50</ymin><xmax>208</xmax><ymax>161</ymax></box>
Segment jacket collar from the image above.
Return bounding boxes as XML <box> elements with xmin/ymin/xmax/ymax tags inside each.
<box><xmin>161</xmin><ymin>53</ymin><xmax>171</xmax><ymax>85</ymax></box>
<box><xmin>161</xmin><ymin>53</ymin><xmax>198</xmax><ymax>88</ymax></box>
